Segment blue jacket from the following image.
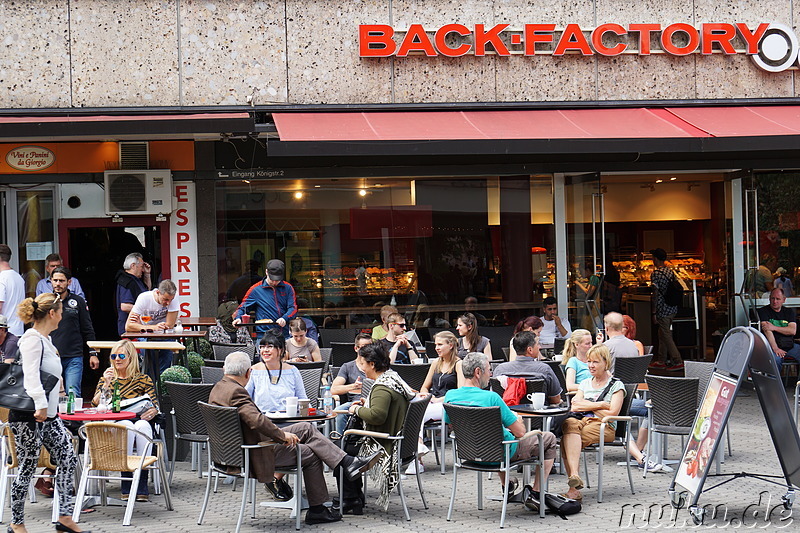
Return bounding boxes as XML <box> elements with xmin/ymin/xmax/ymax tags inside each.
<box><xmin>235</xmin><ymin>279</ymin><xmax>298</xmax><ymax>336</ymax></box>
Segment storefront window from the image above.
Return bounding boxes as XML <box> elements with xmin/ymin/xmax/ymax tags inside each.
<box><xmin>216</xmin><ymin>176</ymin><xmax>555</xmax><ymax>328</ymax></box>
<box><xmin>754</xmin><ymin>172</ymin><xmax>800</xmax><ymax>298</ymax></box>
<box><xmin>16</xmin><ymin>189</ymin><xmax>54</xmax><ymax>297</ymax></box>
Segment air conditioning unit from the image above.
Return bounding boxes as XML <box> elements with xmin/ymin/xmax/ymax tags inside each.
<box><xmin>104</xmin><ymin>170</ymin><xmax>173</xmax><ymax>215</ymax></box>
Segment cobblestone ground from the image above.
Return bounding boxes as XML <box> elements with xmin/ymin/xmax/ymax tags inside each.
<box><xmin>11</xmin><ymin>386</ymin><xmax>797</xmax><ymax>532</ymax></box>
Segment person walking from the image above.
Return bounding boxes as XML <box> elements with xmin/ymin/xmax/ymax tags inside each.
<box><xmin>9</xmin><ymin>293</ymin><xmax>86</xmax><ymax>533</ymax></box>
<box><xmin>649</xmin><ymin>248</ymin><xmax>683</xmax><ymax>371</ymax></box>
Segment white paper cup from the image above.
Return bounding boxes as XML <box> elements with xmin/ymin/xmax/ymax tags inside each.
<box><xmin>75</xmin><ymin>398</ymin><xmax>84</xmax><ymax>411</ymax></box>
<box><xmin>284</xmin><ymin>396</ymin><xmax>299</xmax><ymax>417</ymax></box>
<box><xmin>527</xmin><ymin>392</ymin><xmax>546</xmax><ymax>410</ymax></box>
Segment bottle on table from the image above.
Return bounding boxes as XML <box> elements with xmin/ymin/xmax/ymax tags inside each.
<box><xmin>66</xmin><ymin>389</ymin><xmax>75</xmax><ymax>415</ymax></box>
<box><xmin>112</xmin><ymin>381</ymin><xmax>121</xmax><ymax>413</ymax></box>
<box><xmin>322</xmin><ymin>385</ymin><xmax>334</xmax><ymax>415</ymax></box>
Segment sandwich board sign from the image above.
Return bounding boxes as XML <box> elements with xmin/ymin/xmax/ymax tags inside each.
<box><xmin>668</xmin><ymin>326</ymin><xmax>800</xmax><ymax>525</ymax></box>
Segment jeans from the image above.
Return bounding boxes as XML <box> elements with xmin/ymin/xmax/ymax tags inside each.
<box><xmin>774</xmin><ymin>343</ymin><xmax>800</xmax><ymax>373</ymax></box>
<box><xmin>62</xmin><ymin>356</ymin><xmax>84</xmax><ymax>397</ymax></box>
<box><xmin>336</xmin><ymin>402</ymin><xmax>353</xmax><ymax>435</ymax></box>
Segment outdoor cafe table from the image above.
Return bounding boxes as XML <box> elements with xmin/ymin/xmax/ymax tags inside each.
<box><xmin>59</xmin><ymin>410</ymin><xmax>137</xmax><ymax>509</ymax></box>
<box><xmin>179</xmin><ymin>317</ymin><xmax>216</xmax><ymax>328</ymax></box>
<box><xmin>120</xmin><ymin>330</ymin><xmax>207</xmax><ymax>368</ymax></box>
<box><xmin>508</xmin><ymin>404</ymin><xmax>570</xmax><ymax>496</ymax></box>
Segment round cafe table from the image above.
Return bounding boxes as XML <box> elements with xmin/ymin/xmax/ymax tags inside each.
<box><xmin>59</xmin><ymin>410</ymin><xmax>136</xmax><ymax>422</ymax></box>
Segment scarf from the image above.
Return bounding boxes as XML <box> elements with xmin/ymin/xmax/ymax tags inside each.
<box><xmin>372</xmin><ymin>369</ymin><xmax>416</xmax><ymax>402</ymax></box>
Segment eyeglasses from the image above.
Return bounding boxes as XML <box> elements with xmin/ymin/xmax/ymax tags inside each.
<box><xmin>110</xmin><ymin>353</ymin><xmax>127</xmax><ymax>360</ymax></box>
<box><xmin>52</xmin><ymin>292</ymin><xmax>61</xmax><ymax>304</ymax></box>
<box><xmin>259</xmin><ymin>344</ymin><xmax>277</xmax><ymax>351</ymax></box>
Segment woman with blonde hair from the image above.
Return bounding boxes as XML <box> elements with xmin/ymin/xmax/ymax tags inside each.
<box><xmin>93</xmin><ymin>338</ymin><xmax>159</xmax><ymax>501</ymax></box>
<box><xmin>413</xmin><ymin>331</ymin><xmax>464</xmax><ymax>474</ymax></box>
<box><xmin>562</xmin><ymin>329</ymin><xmax>593</xmax><ymax>392</ymax></box>
<box><xmin>10</xmin><ymin>293</ymin><xmax>86</xmax><ymax>533</ymax></box>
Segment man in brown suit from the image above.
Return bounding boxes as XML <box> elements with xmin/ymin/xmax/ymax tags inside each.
<box><xmin>209</xmin><ymin>351</ymin><xmax>380</xmax><ymax>525</ymax></box>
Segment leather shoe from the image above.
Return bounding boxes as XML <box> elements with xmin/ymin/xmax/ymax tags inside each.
<box><xmin>264</xmin><ymin>477</ymin><xmax>293</xmax><ymax>502</ymax></box>
<box><xmin>304</xmin><ymin>507</ymin><xmax>342</xmax><ymax>525</ymax></box>
<box><xmin>343</xmin><ymin>451</ymin><xmax>382</xmax><ymax>481</ymax></box>
<box><xmin>342</xmin><ymin>501</ymin><xmax>364</xmax><ymax>515</ymax></box>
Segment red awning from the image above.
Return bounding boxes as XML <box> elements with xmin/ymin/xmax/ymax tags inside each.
<box><xmin>272</xmin><ymin>106</ymin><xmax>800</xmax><ymax>142</ymax></box>
<box><xmin>0</xmin><ymin>112</ymin><xmax>250</xmax><ymax>124</ymax></box>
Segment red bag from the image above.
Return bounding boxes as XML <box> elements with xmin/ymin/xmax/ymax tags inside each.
<box><xmin>502</xmin><ymin>377</ymin><xmax>527</xmax><ymax>407</ymax></box>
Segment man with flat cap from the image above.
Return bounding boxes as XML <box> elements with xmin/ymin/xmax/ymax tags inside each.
<box><xmin>233</xmin><ymin>259</ymin><xmax>298</xmax><ymax>337</ymax></box>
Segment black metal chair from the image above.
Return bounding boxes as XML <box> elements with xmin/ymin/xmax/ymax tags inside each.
<box><xmin>390</xmin><ymin>363</ymin><xmax>431</xmax><ymax>391</ymax></box>
<box><xmin>481</xmin><ymin>326</ymin><xmax>515</xmax><ymax>361</ymax></box>
<box><xmin>613</xmin><ymin>354</ymin><xmax>653</xmax><ymax>384</ymax></box>
<box><xmin>201</xmin><ymin>365</ymin><xmax>224</xmax><ymax>384</ymax></box>
<box><xmin>644</xmin><ymin>375</ymin><xmax>700</xmax><ymax>478</ymax></box>
<box><xmin>196</xmin><ymin>402</ymin><xmax>302</xmax><ymax>531</ymax></box>
<box><xmin>541</xmin><ymin>360</ymin><xmax>568</xmax><ymax>402</ymax></box>
<box><xmin>580</xmin><ymin>382</ymin><xmax>638</xmax><ymax>502</ymax></box>
<box><xmin>339</xmin><ymin>394</ymin><xmax>431</xmax><ymax>520</ymax></box>
<box><xmin>424</xmin><ymin>341</ymin><xmax>437</xmax><ymax>360</ymax></box>
<box><xmin>164</xmin><ymin>382</ymin><xmax>215</xmax><ymax>485</ymax></box>
<box><xmin>444</xmin><ymin>404</ymin><xmax>546</xmax><ymax>526</ymax></box>
<box><xmin>330</xmin><ymin>342</ymin><xmax>356</xmax><ymax>367</ymax></box>
<box><xmin>318</xmin><ymin>328</ymin><xmax>361</xmax><ymax>348</ymax></box>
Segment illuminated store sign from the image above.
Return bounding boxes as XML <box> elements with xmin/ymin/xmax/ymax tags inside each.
<box><xmin>359</xmin><ymin>22</ymin><xmax>800</xmax><ymax>72</ymax></box>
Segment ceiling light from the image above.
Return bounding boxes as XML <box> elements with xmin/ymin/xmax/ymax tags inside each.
<box><xmin>655</xmin><ymin>179</ymin><xmax>663</xmax><ymax>184</ymax></box>
<box><xmin>294</xmin><ymin>191</ymin><xmax>304</xmax><ymax>200</ymax></box>
<box><xmin>670</xmin><ymin>177</ymin><xmax>677</xmax><ymax>181</ymax></box>
<box><xmin>359</xmin><ymin>189</ymin><xmax>367</xmax><ymax>197</ymax></box>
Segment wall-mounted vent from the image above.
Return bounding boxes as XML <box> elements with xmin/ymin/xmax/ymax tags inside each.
<box><xmin>120</xmin><ymin>142</ymin><xmax>149</xmax><ymax>170</ymax></box>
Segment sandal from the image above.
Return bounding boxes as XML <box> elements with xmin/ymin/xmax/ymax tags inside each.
<box><xmin>567</xmin><ymin>474</ymin><xmax>584</xmax><ymax>490</ymax></box>
<box><xmin>560</xmin><ymin>491</ymin><xmax>583</xmax><ymax>501</ymax></box>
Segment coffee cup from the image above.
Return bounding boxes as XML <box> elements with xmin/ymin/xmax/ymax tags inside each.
<box><xmin>298</xmin><ymin>399</ymin><xmax>311</xmax><ymax>416</ymax></box>
<box><xmin>527</xmin><ymin>392</ymin><xmax>546</xmax><ymax>410</ymax></box>
<box><xmin>283</xmin><ymin>396</ymin><xmax>299</xmax><ymax>417</ymax></box>
<box><xmin>241</xmin><ymin>314</ymin><xmax>251</xmax><ymax>324</ymax></box>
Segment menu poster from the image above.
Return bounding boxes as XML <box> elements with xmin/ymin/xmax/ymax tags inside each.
<box><xmin>674</xmin><ymin>373</ymin><xmax>738</xmax><ymax>496</ymax></box>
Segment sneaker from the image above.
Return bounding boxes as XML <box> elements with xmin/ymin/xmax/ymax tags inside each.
<box><xmin>417</xmin><ymin>442</ymin><xmax>430</xmax><ymax>456</ymax></box>
<box><xmin>638</xmin><ymin>455</ymin><xmax>664</xmax><ymax>472</ymax></box>
<box><xmin>136</xmin><ymin>494</ymin><xmax>149</xmax><ymax>502</ymax></box>
<box><xmin>405</xmin><ymin>461</ymin><xmax>424</xmax><ymax>475</ymax></box>
<box><xmin>523</xmin><ymin>489</ymin><xmax>541</xmax><ymax>513</ymax></box>
<box><xmin>666</xmin><ymin>362</ymin><xmax>685</xmax><ymax>371</ymax></box>
<box><xmin>120</xmin><ymin>493</ymin><xmax>129</xmax><ymax>501</ymax></box>
<box><xmin>504</xmin><ymin>477</ymin><xmax>519</xmax><ymax>500</ymax></box>
<box><xmin>649</xmin><ymin>361</ymin><xmax>667</xmax><ymax>368</ymax></box>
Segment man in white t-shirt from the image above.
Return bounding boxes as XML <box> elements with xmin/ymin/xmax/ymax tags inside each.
<box><xmin>126</xmin><ymin>279</ymin><xmax>179</xmax><ymax>377</ymax></box>
<box><xmin>0</xmin><ymin>244</ymin><xmax>25</xmax><ymax>336</ymax></box>
<box><xmin>539</xmin><ymin>296</ymin><xmax>571</xmax><ymax>346</ymax></box>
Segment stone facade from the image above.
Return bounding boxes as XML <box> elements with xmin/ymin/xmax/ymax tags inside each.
<box><xmin>0</xmin><ymin>0</ymin><xmax>797</xmax><ymax>108</ymax></box>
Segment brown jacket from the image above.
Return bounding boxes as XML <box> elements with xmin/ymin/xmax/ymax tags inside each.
<box><xmin>209</xmin><ymin>375</ymin><xmax>287</xmax><ymax>482</ymax></box>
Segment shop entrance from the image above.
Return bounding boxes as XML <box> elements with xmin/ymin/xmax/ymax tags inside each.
<box><xmin>58</xmin><ymin>217</ymin><xmax>170</xmax><ymax>341</ymax></box>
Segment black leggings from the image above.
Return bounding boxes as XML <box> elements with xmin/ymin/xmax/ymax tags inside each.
<box><xmin>10</xmin><ymin>418</ymin><xmax>78</xmax><ymax>524</ymax></box>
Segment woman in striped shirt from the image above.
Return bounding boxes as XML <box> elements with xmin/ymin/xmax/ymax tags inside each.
<box><xmin>92</xmin><ymin>339</ymin><xmax>159</xmax><ymax>502</ymax></box>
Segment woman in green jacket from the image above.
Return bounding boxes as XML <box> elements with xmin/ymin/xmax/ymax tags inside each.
<box><xmin>342</xmin><ymin>342</ymin><xmax>414</xmax><ymax>514</ymax></box>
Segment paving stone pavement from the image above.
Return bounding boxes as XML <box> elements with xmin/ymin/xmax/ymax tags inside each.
<box><xmin>10</xmin><ymin>387</ymin><xmax>797</xmax><ymax>532</ymax></box>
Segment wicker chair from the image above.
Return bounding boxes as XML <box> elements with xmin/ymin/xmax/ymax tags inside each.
<box><xmin>212</xmin><ymin>343</ymin><xmax>250</xmax><ymax>361</ymax></box>
<box><xmin>340</xmin><ymin>394</ymin><xmax>431</xmax><ymax>521</ymax></box>
<box><xmin>164</xmin><ymin>382</ymin><xmax>214</xmax><ymax>484</ymax></box>
<box><xmin>203</xmin><ymin>358</ymin><xmax>224</xmax><ymax>368</ymax></box>
<box><xmin>644</xmin><ymin>375</ymin><xmax>700</xmax><ymax>477</ymax></box>
<box><xmin>390</xmin><ymin>363</ymin><xmax>431</xmax><ymax>392</ymax></box>
<box><xmin>289</xmin><ymin>362</ymin><xmax>325</xmax><ymax>408</ymax></box>
<box><xmin>201</xmin><ymin>365</ymin><xmax>225</xmax><ymax>384</ymax></box>
<box><xmin>481</xmin><ymin>326</ymin><xmax>515</xmax><ymax>361</ymax></box>
<box><xmin>613</xmin><ymin>354</ymin><xmax>653</xmax><ymax>384</ymax></box>
<box><xmin>488</xmin><ymin>377</ymin><xmax>545</xmax><ymax>399</ymax></box>
<box><xmin>580</xmin><ymin>383</ymin><xmax>638</xmax><ymax>502</ymax></box>
<box><xmin>541</xmin><ymin>360</ymin><xmax>568</xmax><ymax>402</ymax></box>
<box><xmin>72</xmin><ymin>422</ymin><xmax>172</xmax><ymax>526</ymax></box>
<box><xmin>196</xmin><ymin>402</ymin><xmax>302</xmax><ymax>531</ymax></box>
<box><xmin>444</xmin><ymin>404</ymin><xmax>546</xmax><ymax>526</ymax></box>
<box><xmin>318</xmin><ymin>328</ymin><xmax>361</xmax><ymax>348</ymax></box>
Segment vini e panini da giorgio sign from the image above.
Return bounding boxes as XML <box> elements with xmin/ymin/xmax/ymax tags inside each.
<box><xmin>359</xmin><ymin>22</ymin><xmax>800</xmax><ymax>72</ymax></box>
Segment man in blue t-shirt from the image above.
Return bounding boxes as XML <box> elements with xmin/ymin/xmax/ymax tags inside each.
<box><xmin>444</xmin><ymin>352</ymin><xmax>557</xmax><ymax>507</ymax></box>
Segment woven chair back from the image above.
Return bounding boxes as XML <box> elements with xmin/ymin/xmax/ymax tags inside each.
<box><xmin>390</xmin><ymin>363</ymin><xmax>431</xmax><ymax>392</ymax></box>
<box><xmin>212</xmin><ymin>343</ymin><xmax>249</xmax><ymax>361</ymax></box>
<box><xmin>443</xmin><ymin>404</ymin><xmax>507</xmax><ymax>464</ymax></box>
<box><xmin>684</xmin><ymin>361</ymin><xmax>714</xmax><ymax>407</ymax></box>
<box><xmin>198</xmin><ymin>401</ymin><xmax>245</xmax><ymax>469</ymax></box>
<box><xmin>330</xmin><ymin>342</ymin><xmax>356</xmax><ymax>367</ymax></box>
<box><xmin>646</xmin><ymin>375</ymin><xmax>700</xmax><ymax>429</ymax></box>
<box><xmin>165</xmin><ymin>382</ymin><xmax>214</xmax><ymax>436</ymax></box>
<box><xmin>201</xmin><ymin>366</ymin><xmax>224</xmax><ymax>384</ymax></box>
<box><xmin>613</xmin><ymin>354</ymin><xmax>653</xmax><ymax>384</ymax></box>
<box><xmin>294</xmin><ymin>365</ymin><xmax>324</xmax><ymax>408</ymax></box>
<box><xmin>84</xmin><ymin>422</ymin><xmax>135</xmax><ymax>472</ymax></box>
<box><xmin>398</xmin><ymin>395</ymin><xmax>431</xmax><ymax>464</ymax></box>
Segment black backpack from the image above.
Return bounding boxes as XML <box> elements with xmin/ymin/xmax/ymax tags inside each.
<box><xmin>662</xmin><ymin>270</ymin><xmax>683</xmax><ymax>307</ymax></box>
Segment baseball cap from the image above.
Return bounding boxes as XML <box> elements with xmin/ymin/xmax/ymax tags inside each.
<box><xmin>266</xmin><ymin>259</ymin><xmax>285</xmax><ymax>281</ymax></box>
<box><xmin>0</xmin><ymin>315</ymin><xmax>7</xmax><ymax>329</ymax></box>
<box><xmin>649</xmin><ymin>248</ymin><xmax>668</xmax><ymax>261</ymax></box>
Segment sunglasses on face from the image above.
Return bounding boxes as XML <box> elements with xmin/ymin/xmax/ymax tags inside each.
<box><xmin>110</xmin><ymin>353</ymin><xmax>128</xmax><ymax>360</ymax></box>
<box><xmin>394</xmin><ymin>323</ymin><xmax>408</xmax><ymax>329</ymax></box>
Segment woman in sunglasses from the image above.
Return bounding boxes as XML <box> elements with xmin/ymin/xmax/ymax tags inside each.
<box><xmin>245</xmin><ymin>329</ymin><xmax>308</xmax><ymax>501</ymax></box>
<box><xmin>9</xmin><ymin>293</ymin><xmax>86</xmax><ymax>533</ymax></box>
<box><xmin>92</xmin><ymin>339</ymin><xmax>159</xmax><ymax>502</ymax></box>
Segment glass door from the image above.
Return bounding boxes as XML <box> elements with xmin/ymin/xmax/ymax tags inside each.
<box><xmin>564</xmin><ymin>172</ymin><xmax>604</xmax><ymax>334</ymax></box>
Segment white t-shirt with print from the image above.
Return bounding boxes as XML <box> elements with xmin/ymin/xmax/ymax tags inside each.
<box><xmin>130</xmin><ymin>289</ymin><xmax>179</xmax><ymax>325</ymax></box>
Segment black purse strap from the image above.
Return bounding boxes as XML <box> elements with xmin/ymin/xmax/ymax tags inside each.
<box><xmin>589</xmin><ymin>377</ymin><xmax>619</xmax><ymax>403</ymax></box>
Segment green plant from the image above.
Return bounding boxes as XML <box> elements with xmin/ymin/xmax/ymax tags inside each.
<box><xmin>197</xmin><ymin>338</ymin><xmax>213</xmax><ymax>359</ymax></box>
<box><xmin>159</xmin><ymin>365</ymin><xmax>192</xmax><ymax>396</ymax></box>
<box><xmin>186</xmin><ymin>351</ymin><xmax>204</xmax><ymax>378</ymax></box>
